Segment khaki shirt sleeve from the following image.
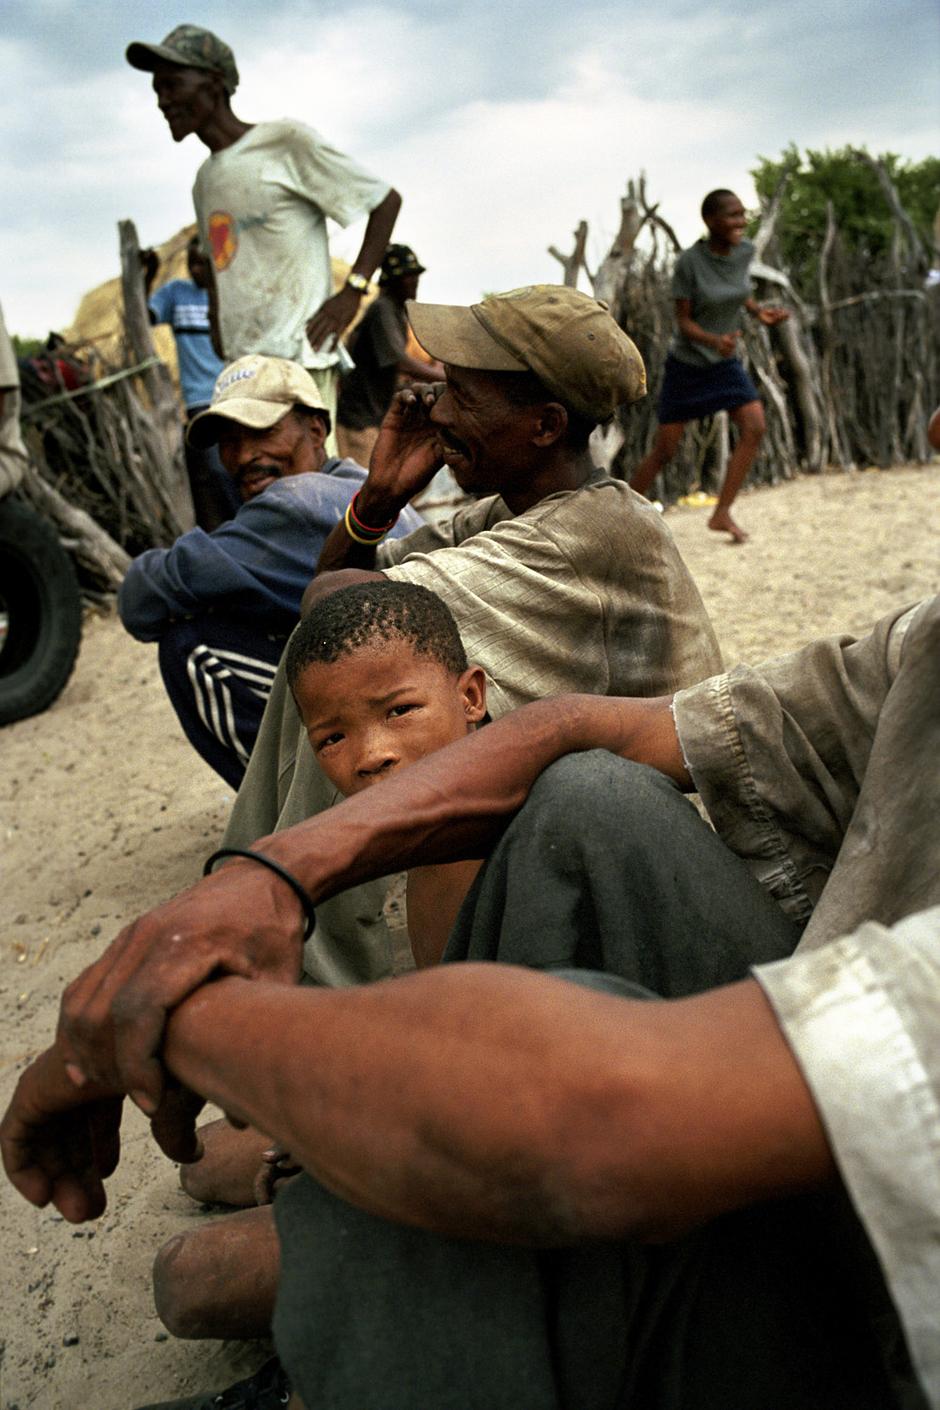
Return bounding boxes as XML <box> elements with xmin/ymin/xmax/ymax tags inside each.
<box><xmin>376</xmin><ymin>495</ymin><xmax>511</xmax><ymax>570</ymax></box>
<box><xmin>376</xmin><ymin>520</ymin><xmax>457</xmax><ymax>567</ymax></box>
<box><xmin>754</xmin><ymin>907</ymin><xmax>940</xmax><ymax>1405</ymax></box>
<box><xmin>672</xmin><ymin>602</ymin><xmax>925</xmax><ymax>922</ymax></box>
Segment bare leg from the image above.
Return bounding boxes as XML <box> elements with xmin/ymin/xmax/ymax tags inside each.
<box><xmin>630</xmin><ymin>421</ymin><xmax>686</xmax><ymax>497</ymax></box>
<box><xmin>708</xmin><ymin>400</ymin><xmax>765</xmax><ymax>543</ymax></box>
<box><xmin>152</xmin><ymin>1204</ymin><xmax>280</xmax><ymax>1340</ymax></box>
<box><xmin>179</xmin><ymin>1117</ymin><xmax>272</xmax><ymax>1207</ymax></box>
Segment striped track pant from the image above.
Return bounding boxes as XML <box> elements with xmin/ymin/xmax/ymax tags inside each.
<box><xmin>158</xmin><ymin>616</ymin><xmax>288</xmax><ymax>789</ymax></box>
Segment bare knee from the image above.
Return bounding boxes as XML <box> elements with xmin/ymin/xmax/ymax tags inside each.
<box><xmin>179</xmin><ymin>1156</ymin><xmax>213</xmax><ymax>1202</ymax></box>
<box><xmin>153</xmin><ymin>1207</ymin><xmax>281</xmax><ymax>1342</ymax></box>
<box><xmin>153</xmin><ymin>1233</ymin><xmax>213</xmax><ymax>1340</ymax></box>
<box><xmin>651</xmin><ymin>423</ymin><xmax>684</xmax><ymax>465</ymax></box>
<box><xmin>733</xmin><ymin>402</ymin><xmax>766</xmax><ymax>446</ymax></box>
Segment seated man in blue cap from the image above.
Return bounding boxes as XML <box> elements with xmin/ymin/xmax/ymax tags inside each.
<box><xmin>117</xmin><ymin>355</ymin><xmax>423</xmax><ymax>787</ymax></box>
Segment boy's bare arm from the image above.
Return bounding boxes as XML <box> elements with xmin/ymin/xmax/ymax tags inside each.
<box><xmin>3</xmin><ymin>966</ymin><xmax>834</xmax><ymax>1241</ymax></box>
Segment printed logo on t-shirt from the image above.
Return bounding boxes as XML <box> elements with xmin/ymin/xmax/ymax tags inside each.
<box><xmin>208</xmin><ymin>211</ymin><xmax>238</xmax><ymax>271</ymax></box>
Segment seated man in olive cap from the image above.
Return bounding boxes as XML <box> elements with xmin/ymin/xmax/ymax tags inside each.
<box><xmin>336</xmin><ymin>243</ymin><xmax>444</xmax><ymax>465</ymax></box>
<box><xmin>222</xmin><ymin>284</ymin><xmax>724</xmax><ymax>989</ymax></box>
<box><xmin>125</xmin><ymin>24</ymin><xmax>402</xmax><ymax>435</ymax></box>
<box><xmin>117</xmin><ymin>355</ymin><xmax>423</xmax><ymax>787</ymax></box>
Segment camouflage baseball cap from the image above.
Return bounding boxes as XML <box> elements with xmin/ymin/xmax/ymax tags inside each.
<box><xmin>126</xmin><ymin>25</ymin><xmax>239</xmax><ymax>95</ymax></box>
<box><xmin>379</xmin><ymin>245</ymin><xmax>426</xmax><ymax>285</ymax></box>
<box><xmin>407</xmin><ymin>285</ymin><xmax>647</xmax><ymax>422</ymax></box>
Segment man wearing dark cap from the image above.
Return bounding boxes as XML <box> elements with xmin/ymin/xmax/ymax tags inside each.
<box><xmin>125</xmin><ymin>25</ymin><xmax>402</xmax><ymax>437</ymax></box>
<box><xmin>117</xmin><ymin>355</ymin><xmax>422</xmax><ymax>787</ymax></box>
<box><xmin>336</xmin><ymin>244</ymin><xmax>444</xmax><ymax>465</ymax></box>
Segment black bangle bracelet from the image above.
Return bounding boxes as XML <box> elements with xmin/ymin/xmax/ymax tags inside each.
<box><xmin>203</xmin><ymin>847</ymin><xmax>316</xmax><ymax>941</ymax></box>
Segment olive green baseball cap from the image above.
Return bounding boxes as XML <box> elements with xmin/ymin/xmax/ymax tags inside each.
<box><xmin>188</xmin><ymin>357</ymin><xmax>330</xmax><ymax>447</ymax></box>
<box><xmin>126</xmin><ymin>25</ymin><xmax>239</xmax><ymax>95</ymax></box>
<box><xmin>406</xmin><ymin>285</ymin><xmax>646</xmax><ymax>421</ymax></box>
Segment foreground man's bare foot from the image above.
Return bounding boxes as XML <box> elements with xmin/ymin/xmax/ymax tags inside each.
<box><xmin>708</xmin><ymin>508</ymin><xmax>749</xmax><ymax>543</ymax></box>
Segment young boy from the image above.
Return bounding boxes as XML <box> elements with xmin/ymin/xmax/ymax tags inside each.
<box><xmin>285</xmin><ymin>579</ymin><xmax>487</xmax><ymax>966</ymax></box>
<box><xmin>150</xmin><ymin>582</ymin><xmax>488</xmax><ymax>1351</ymax></box>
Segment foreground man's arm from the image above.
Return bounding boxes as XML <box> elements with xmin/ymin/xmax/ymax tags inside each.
<box><xmin>3</xmin><ymin>965</ymin><xmax>833</xmax><ymax>1239</ymax></box>
<box><xmin>51</xmin><ymin>692</ymin><xmax>681</xmax><ymax>1116</ymax></box>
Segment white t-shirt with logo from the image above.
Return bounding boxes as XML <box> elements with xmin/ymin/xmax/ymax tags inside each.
<box><xmin>193</xmin><ymin>120</ymin><xmax>390</xmax><ymax>370</ymax></box>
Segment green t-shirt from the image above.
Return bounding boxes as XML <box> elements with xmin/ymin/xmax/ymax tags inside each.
<box><xmin>670</xmin><ymin>237</ymin><xmax>755</xmax><ymax>367</ymax></box>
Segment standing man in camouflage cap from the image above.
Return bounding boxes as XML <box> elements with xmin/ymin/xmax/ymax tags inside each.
<box><xmin>126</xmin><ymin>25</ymin><xmax>402</xmax><ymax>436</ymax></box>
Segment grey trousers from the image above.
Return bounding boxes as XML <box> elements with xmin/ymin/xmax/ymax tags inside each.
<box><xmin>271</xmin><ymin>756</ymin><xmax>919</xmax><ymax>1409</ymax></box>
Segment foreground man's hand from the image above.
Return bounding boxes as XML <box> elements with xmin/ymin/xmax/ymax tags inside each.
<box><xmin>0</xmin><ymin>1044</ymin><xmax>123</xmax><ymax>1222</ymax></box>
<box><xmin>1</xmin><ymin>1046</ymin><xmax>205</xmax><ymax>1221</ymax></box>
<box><xmin>54</xmin><ymin>860</ymin><xmax>305</xmax><ymax>1135</ymax></box>
<box><xmin>4</xmin><ymin>692</ymin><xmax>687</xmax><ymax>1211</ymax></box>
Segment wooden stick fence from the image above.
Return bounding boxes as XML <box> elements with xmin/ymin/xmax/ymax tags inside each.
<box><xmin>551</xmin><ymin>158</ymin><xmax>938</xmax><ymax>500</ymax></box>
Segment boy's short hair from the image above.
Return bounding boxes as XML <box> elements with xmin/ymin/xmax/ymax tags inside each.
<box><xmin>287</xmin><ymin>581</ymin><xmax>468</xmax><ymax>693</ymax></box>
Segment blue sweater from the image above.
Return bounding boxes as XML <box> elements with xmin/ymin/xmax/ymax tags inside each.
<box><xmin>118</xmin><ymin>459</ymin><xmax>424</xmax><ymax>642</ymax></box>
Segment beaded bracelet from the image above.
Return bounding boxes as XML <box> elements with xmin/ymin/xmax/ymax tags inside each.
<box><xmin>203</xmin><ymin>847</ymin><xmax>316</xmax><ymax>940</ymax></box>
<box><xmin>344</xmin><ymin>503</ymin><xmax>385</xmax><ymax>545</ymax></box>
<box><xmin>344</xmin><ymin>490</ymin><xmax>398</xmax><ymax>545</ymax></box>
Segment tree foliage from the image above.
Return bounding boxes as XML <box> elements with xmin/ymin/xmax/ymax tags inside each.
<box><xmin>750</xmin><ymin>145</ymin><xmax>940</xmax><ymax>282</ymax></box>
<box><xmin>11</xmin><ymin>333</ymin><xmax>44</xmax><ymax>359</ymax></box>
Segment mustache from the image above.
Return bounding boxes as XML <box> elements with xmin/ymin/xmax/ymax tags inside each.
<box><xmin>439</xmin><ymin>433</ymin><xmax>471</xmax><ymax>460</ymax></box>
<box><xmin>238</xmin><ymin>462</ymin><xmax>280</xmax><ymax>483</ymax></box>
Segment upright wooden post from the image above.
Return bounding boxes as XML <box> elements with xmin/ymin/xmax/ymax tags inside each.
<box><xmin>119</xmin><ymin>219</ymin><xmax>195</xmax><ymax>533</ymax></box>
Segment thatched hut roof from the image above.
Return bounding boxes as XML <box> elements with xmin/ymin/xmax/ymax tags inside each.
<box><xmin>65</xmin><ymin>225</ymin><xmax>353</xmax><ymax>389</ymax></box>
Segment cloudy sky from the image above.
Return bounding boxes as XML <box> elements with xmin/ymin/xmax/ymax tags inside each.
<box><xmin>2</xmin><ymin>0</ymin><xmax>937</xmax><ymax>336</ymax></box>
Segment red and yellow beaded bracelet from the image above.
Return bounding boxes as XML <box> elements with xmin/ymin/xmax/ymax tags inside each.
<box><xmin>344</xmin><ymin>490</ymin><xmax>399</xmax><ymax>545</ymax></box>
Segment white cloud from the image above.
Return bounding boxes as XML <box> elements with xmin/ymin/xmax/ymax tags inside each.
<box><xmin>1</xmin><ymin>1</ymin><xmax>936</xmax><ymax>335</ymax></box>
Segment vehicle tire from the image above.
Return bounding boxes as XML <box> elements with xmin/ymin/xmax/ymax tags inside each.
<box><xmin>0</xmin><ymin>499</ymin><xmax>83</xmax><ymax>725</ymax></box>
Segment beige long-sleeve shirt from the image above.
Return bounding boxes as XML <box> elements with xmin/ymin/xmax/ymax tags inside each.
<box><xmin>675</xmin><ymin>596</ymin><xmax>940</xmax><ymax>1404</ymax></box>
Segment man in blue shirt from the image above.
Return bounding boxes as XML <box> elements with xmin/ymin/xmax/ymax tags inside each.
<box><xmin>144</xmin><ymin>237</ymin><xmax>241</xmax><ymax>529</ymax></box>
<box><xmin>118</xmin><ymin>354</ymin><xmax>423</xmax><ymax>787</ymax></box>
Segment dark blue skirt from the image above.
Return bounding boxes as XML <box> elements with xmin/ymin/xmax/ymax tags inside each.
<box><xmin>657</xmin><ymin>354</ymin><xmax>759</xmax><ymax>425</ymax></box>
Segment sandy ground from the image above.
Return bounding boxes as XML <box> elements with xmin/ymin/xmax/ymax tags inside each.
<box><xmin>1</xmin><ymin>464</ymin><xmax>938</xmax><ymax>1410</ymax></box>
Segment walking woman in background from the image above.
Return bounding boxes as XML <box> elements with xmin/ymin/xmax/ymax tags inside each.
<box><xmin>630</xmin><ymin>189</ymin><xmax>788</xmax><ymax>542</ymax></box>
